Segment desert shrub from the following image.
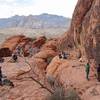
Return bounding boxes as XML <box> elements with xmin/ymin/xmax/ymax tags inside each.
<box><xmin>65</xmin><ymin>88</ymin><xmax>81</xmax><ymax>100</ymax></box>
<box><xmin>47</xmin><ymin>87</ymin><xmax>65</xmax><ymax>100</ymax></box>
<box><xmin>46</xmin><ymin>57</ymin><xmax>53</xmax><ymax>65</ymax></box>
<box><xmin>47</xmin><ymin>88</ymin><xmax>81</xmax><ymax>100</ymax></box>
<box><xmin>31</xmin><ymin>37</ymin><xmax>36</xmax><ymax>41</ymax></box>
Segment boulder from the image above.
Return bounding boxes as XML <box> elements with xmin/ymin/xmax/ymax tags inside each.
<box><xmin>1</xmin><ymin>62</ymin><xmax>31</xmax><ymax>79</ymax></box>
<box><xmin>46</xmin><ymin>56</ymin><xmax>67</xmax><ymax>78</ymax></box>
<box><xmin>33</xmin><ymin>36</ymin><xmax>46</xmax><ymax>48</ymax></box>
<box><xmin>1</xmin><ymin>35</ymin><xmax>46</xmax><ymax>57</ymax></box>
<box><xmin>1</xmin><ymin>35</ymin><xmax>26</xmax><ymax>51</ymax></box>
<box><xmin>34</xmin><ymin>50</ymin><xmax>57</xmax><ymax>59</ymax></box>
<box><xmin>41</xmin><ymin>39</ymin><xmax>57</xmax><ymax>51</ymax></box>
<box><xmin>0</xmin><ymin>80</ymin><xmax>50</xmax><ymax>100</ymax></box>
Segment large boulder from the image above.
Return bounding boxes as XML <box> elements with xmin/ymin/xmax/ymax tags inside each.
<box><xmin>1</xmin><ymin>35</ymin><xmax>26</xmax><ymax>51</ymax></box>
<box><xmin>0</xmin><ymin>76</ymin><xmax>50</xmax><ymax>100</ymax></box>
<box><xmin>1</xmin><ymin>35</ymin><xmax>33</xmax><ymax>56</ymax></box>
<box><xmin>1</xmin><ymin>35</ymin><xmax>46</xmax><ymax>57</ymax></box>
<box><xmin>33</xmin><ymin>36</ymin><xmax>46</xmax><ymax>48</ymax></box>
<box><xmin>34</xmin><ymin>50</ymin><xmax>57</xmax><ymax>59</ymax></box>
<box><xmin>1</xmin><ymin>61</ymin><xmax>31</xmax><ymax>79</ymax></box>
<box><xmin>41</xmin><ymin>39</ymin><xmax>57</xmax><ymax>51</ymax></box>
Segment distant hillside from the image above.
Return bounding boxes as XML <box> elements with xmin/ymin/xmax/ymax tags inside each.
<box><xmin>0</xmin><ymin>13</ymin><xmax>71</xmax><ymax>29</ymax></box>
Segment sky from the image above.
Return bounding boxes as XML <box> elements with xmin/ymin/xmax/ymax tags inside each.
<box><xmin>0</xmin><ymin>0</ymin><xmax>78</xmax><ymax>18</ymax></box>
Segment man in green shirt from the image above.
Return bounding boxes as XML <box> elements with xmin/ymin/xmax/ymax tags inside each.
<box><xmin>85</xmin><ymin>62</ymin><xmax>90</xmax><ymax>80</ymax></box>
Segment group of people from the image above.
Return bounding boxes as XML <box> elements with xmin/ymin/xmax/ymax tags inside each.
<box><xmin>59</xmin><ymin>51</ymin><xmax>69</xmax><ymax>59</ymax></box>
<box><xmin>84</xmin><ymin>62</ymin><xmax>100</xmax><ymax>81</ymax></box>
<box><xmin>11</xmin><ymin>44</ymin><xmax>39</xmax><ymax>62</ymax></box>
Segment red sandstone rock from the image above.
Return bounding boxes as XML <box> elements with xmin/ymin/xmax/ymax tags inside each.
<box><xmin>1</xmin><ymin>35</ymin><xmax>46</xmax><ymax>57</ymax></box>
<box><xmin>34</xmin><ymin>49</ymin><xmax>57</xmax><ymax>59</ymax></box>
<box><xmin>41</xmin><ymin>39</ymin><xmax>57</xmax><ymax>51</ymax></box>
<box><xmin>58</xmin><ymin>0</ymin><xmax>100</xmax><ymax>65</ymax></box>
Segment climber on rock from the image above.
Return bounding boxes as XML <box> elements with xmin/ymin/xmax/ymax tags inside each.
<box><xmin>85</xmin><ymin>62</ymin><xmax>90</xmax><ymax>80</ymax></box>
<box><xmin>97</xmin><ymin>64</ymin><xmax>100</xmax><ymax>82</ymax></box>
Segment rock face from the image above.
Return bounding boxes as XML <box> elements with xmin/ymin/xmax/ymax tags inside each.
<box><xmin>1</xmin><ymin>35</ymin><xmax>46</xmax><ymax>57</ymax></box>
<box><xmin>59</xmin><ymin>0</ymin><xmax>100</xmax><ymax>65</ymax></box>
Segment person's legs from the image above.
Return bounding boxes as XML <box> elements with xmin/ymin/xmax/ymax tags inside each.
<box><xmin>86</xmin><ymin>71</ymin><xmax>89</xmax><ymax>80</ymax></box>
<box><xmin>0</xmin><ymin>78</ymin><xmax>2</xmax><ymax>86</ymax></box>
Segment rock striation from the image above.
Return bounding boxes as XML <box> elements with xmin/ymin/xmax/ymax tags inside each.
<box><xmin>59</xmin><ymin>0</ymin><xmax>100</xmax><ymax>65</ymax></box>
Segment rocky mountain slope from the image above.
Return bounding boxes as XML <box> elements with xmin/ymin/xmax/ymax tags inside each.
<box><xmin>0</xmin><ymin>13</ymin><xmax>70</xmax><ymax>29</ymax></box>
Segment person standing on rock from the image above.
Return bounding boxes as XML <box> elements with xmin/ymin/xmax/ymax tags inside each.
<box><xmin>0</xmin><ymin>66</ymin><xmax>3</xmax><ymax>86</ymax></box>
<box><xmin>16</xmin><ymin>44</ymin><xmax>24</xmax><ymax>57</ymax></box>
<box><xmin>12</xmin><ymin>52</ymin><xmax>18</xmax><ymax>62</ymax></box>
<box><xmin>97</xmin><ymin>64</ymin><xmax>100</xmax><ymax>82</ymax></box>
<box><xmin>85</xmin><ymin>62</ymin><xmax>90</xmax><ymax>80</ymax></box>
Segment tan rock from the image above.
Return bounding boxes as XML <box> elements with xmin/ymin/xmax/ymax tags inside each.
<box><xmin>1</xmin><ymin>62</ymin><xmax>31</xmax><ymax>79</ymax></box>
<box><xmin>34</xmin><ymin>49</ymin><xmax>57</xmax><ymax>59</ymax></box>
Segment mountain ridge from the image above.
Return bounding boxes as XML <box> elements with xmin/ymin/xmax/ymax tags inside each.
<box><xmin>0</xmin><ymin>13</ymin><xmax>71</xmax><ymax>29</ymax></box>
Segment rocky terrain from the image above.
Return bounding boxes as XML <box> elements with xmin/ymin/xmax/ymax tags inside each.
<box><xmin>0</xmin><ymin>13</ymin><xmax>70</xmax><ymax>44</ymax></box>
<box><xmin>0</xmin><ymin>0</ymin><xmax>100</xmax><ymax>100</ymax></box>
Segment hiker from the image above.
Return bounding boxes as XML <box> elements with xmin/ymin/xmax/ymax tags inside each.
<box><xmin>0</xmin><ymin>66</ymin><xmax>3</xmax><ymax>86</ymax></box>
<box><xmin>15</xmin><ymin>44</ymin><xmax>23</xmax><ymax>57</ymax></box>
<box><xmin>62</xmin><ymin>51</ymin><xmax>68</xmax><ymax>59</ymax></box>
<box><xmin>12</xmin><ymin>53</ymin><xmax>18</xmax><ymax>62</ymax></box>
<box><xmin>85</xmin><ymin>62</ymin><xmax>90</xmax><ymax>80</ymax></box>
<box><xmin>97</xmin><ymin>64</ymin><xmax>100</xmax><ymax>82</ymax></box>
<box><xmin>28</xmin><ymin>46</ymin><xmax>34</xmax><ymax>57</ymax></box>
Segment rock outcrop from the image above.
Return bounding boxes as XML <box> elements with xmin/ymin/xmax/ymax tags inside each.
<box><xmin>1</xmin><ymin>35</ymin><xmax>46</xmax><ymax>57</ymax></box>
<box><xmin>59</xmin><ymin>0</ymin><xmax>100</xmax><ymax>65</ymax></box>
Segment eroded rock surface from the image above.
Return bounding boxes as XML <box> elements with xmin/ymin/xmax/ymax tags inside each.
<box><xmin>59</xmin><ymin>0</ymin><xmax>100</xmax><ymax>65</ymax></box>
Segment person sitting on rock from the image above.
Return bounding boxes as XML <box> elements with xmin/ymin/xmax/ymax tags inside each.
<box><xmin>85</xmin><ymin>62</ymin><xmax>90</xmax><ymax>80</ymax></box>
<box><xmin>0</xmin><ymin>66</ymin><xmax>3</xmax><ymax>86</ymax></box>
<box><xmin>97</xmin><ymin>64</ymin><xmax>100</xmax><ymax>82</ymax></box>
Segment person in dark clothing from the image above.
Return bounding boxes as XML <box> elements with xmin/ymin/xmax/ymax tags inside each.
<box><xmin>12</xmin><ymin>53</ymin><xmax>18</xmax><ymax>62</ymax></box>
<box><xmin>85</xmin><ymin>62</ymin><xmax>90</xmax><ymax>80</ymax></box>
<box><xmin>97</xmin><ymin>64</ymin><xmax>100</xmax><ymax>82</ymax></box>
<box><xmin>0</xmin><ymin>66</ymin><xmax>3</xmax><ymax>86</ymax></box>
<box><xmin>62</xmin><ymin>51</ymin><xmax>68</xmax><ymax>59</ymax></box>
<box><xmin>59</xmin><ymin>53</ymin><xmax>62</xmax><ymax>59</ymax></box>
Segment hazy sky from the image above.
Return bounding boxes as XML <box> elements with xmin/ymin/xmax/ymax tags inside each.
<box><xmin>0</xmin><ymin>0</ymin><xmax>78</xmax><ymax>18</ymax></box>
